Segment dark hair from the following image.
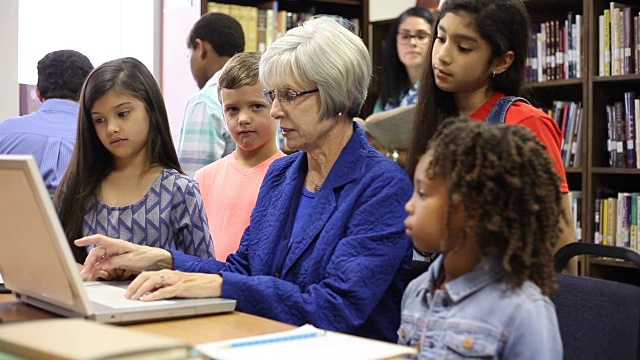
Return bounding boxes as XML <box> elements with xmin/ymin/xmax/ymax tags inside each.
<box><xmin>379</xmin><ymin>7</ymin><xmax>435</xmax><ymax>109</ymax></box>
<box><xmin>36</xmin><ymin>50</ymin><xmax>93</xmax><ymax>101</ymax></box>
<box><xmin>426</xmin><ymin>118</ymin><xmax>563</xmax><ymax>296</ymax></box>
<box><xmin>54</xmin><ymin>57</ymin><xmax>182</xmax><ymax>263</ymax></box>
<box><xmin>187</xmin><ymin>12</ymin><xmax>245</xmax><ymax>57</ymax></box>
<box><xmin>408</xmin><ymin>0</ymin><xmax>530</xmax><ymax>175</ymax></box>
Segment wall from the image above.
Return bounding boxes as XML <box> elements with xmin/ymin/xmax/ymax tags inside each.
<box><xmin>18</xmin><ymin>0</ymin><xmax>159</xmax><ymax>84</ymax></box>
<box><xmin>369</xmin><ymin>0</ymin><xmax>420</xmax><ymax>22</ymax></box>
<box><xmin>162</xmin><ymin>0</ymin><xmax>201</xmax><ymax>145</ymax></box>
<box><xmin>369</xmin><ymin>0</ymin><xmax>444</xmax><ymax>22</ymax></box>
<box><xmin>0</xmin><ymin>0</ymin><xmax>19</xmax><ymax>121</ymax></box>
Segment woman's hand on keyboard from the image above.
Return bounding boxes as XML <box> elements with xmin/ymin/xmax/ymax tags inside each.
<box><xmin>125</xmin><ymin>270</ymin><xmax>222</xmax><ymax>301</ymax></box>
<box><xmin>75</xmin><ymin>234</ymin><xmax>173</xmax><ymax>281</ymax></box>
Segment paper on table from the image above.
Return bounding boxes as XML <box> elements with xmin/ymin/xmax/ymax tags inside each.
<box><xmin>196</xmin><ymin>324</ymin><xmax>417</xmax><ymax>360</ymax></box>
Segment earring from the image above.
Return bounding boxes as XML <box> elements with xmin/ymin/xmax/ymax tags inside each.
<box><xmin>338</xmin><ymin>112</ymin><xmax>343</xmax><ymax>116</ymax></box>
<box><xmin>492</xmin><ymin>70</ymin><xmax>496</xmax><ymax>78</ymax></box>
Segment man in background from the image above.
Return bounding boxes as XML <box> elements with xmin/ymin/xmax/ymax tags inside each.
<box><xmin>0</xmin><ymin>50</ymin><xmax>93</xmax><ymax>195</ymax></box>
<box><xmin>178</xmin><ymin>12</ymin><xmax>245</xmax><ymax>177</ymax></box>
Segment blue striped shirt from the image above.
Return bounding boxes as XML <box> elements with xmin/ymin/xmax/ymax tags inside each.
<box><xmin>177</xmin><ymin>71</ymin><xmax>235</xmax><ymax>177</ymax></box>
<box><xmin>0</xmin><ymin>99</ymin><xmax>78</xmax><ymax>192</ymax></box>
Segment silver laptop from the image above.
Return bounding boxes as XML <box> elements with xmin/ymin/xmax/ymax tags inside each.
<box><xmin>0</xmin><ymin>155</ymin><xmax>236</xmax><ymax>323</ymax></box>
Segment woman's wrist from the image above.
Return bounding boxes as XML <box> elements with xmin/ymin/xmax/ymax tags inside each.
<box><xmin>152</xmin><ymin>249</ymin><xmax>174</xmax><ymax>270</ymax></box>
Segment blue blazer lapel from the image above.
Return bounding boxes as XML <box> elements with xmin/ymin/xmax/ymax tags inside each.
<box><xmin>281</xmin><ymin>123</ymin><xmax>367</xmax><ymax>275</ymax></box>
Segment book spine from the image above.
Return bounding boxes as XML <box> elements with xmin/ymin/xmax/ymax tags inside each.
<box><xmin>614</xmin><ymin>101</ymin><xmax>627</xmax><ymax>167</ymax></box>
<box><xmin>605</xmin><ymin>9</ymin><xmax>612</xmax><ymax>76</ymax></box>
<box><xmin>607</xmin><ymin>105</ymin><xmax>615</xmax><ymax>167</ymax></box>
<box><xmin>624</xmin><ymin>91</ymin><xmax>637</xmax><ymax>168</ymax></box>
<box><xmin>595</xmin><ymin>197</ymin><xmax>602</xmax><ymax>244</ymax></box>
<box><xmin>623</xmin><ymin>7</ymin><xmax>633</xmax><ymax>74</ymax></box>
<box><xmin>635</xmin><ymin>98</ymin><xmax>640</xmax><ymax>168</ymax></box>
<box><xmin>600</xmin><ymin>15</ymin><xmax>606</xmax><ymax>76</ymax></box>
<box><xmin>632</xmin><ymin>193</ymin><xmax>638</xmax><ymax>250</ymax></box>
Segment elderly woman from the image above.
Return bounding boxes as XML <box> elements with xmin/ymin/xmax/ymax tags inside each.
<box><xmin>75</xmin><ymin>17</ymin><xmax>413</xmax><ymax>342</ymax></box>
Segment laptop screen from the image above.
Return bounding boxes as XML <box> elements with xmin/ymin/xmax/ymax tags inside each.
<box><xmin>0</xmin><ymin>155</ymin><xmax>93</xmax><ymax>315</ymax></box>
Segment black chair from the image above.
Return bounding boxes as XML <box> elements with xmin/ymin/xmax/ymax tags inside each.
<box><xmin>552</xmin><ymin>243</ymin><xmax>640</xmax><ymax>360</ymax></box>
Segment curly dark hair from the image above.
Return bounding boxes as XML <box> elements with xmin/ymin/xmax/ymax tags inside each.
<box><xmin>426</xmin><ymin>117</ymin><xmax>564</xmax><ymax>296</ymax></box>
<box><xmin>37</xmin><ymin>50</ymin><xmax>93</xmax><ymax>100</ymax></box>
<box><xmin>187</xmin><ymin>12</ymin><xmax>245</xmax><ymax>57</ymax></box>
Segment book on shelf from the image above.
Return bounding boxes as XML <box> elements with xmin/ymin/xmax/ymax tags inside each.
<box><xmin>545</xmin><ymin>100</ymin><xmax>583</xmax><ymax>167</ymax></box>
<box><xmin>599</xmin><ymin>3</ymin><xmax>640</xmax><ymax>77</ymax></box>
<box><xmin>594</xmin><ymin>191</ymin><xmax>640</xmax><ymax>251</ymax></box>
<box><xmin>527</xmin><ymin>14</ymin><xmax>582</xmax><ymax>82</ymax></box>
<box><xmin>207</xmin><ymin>1</ymin><xmax>362</xmax><ymax>53</ymax></box>
<box><xmin>604</xmin><ymin>92</ymin><xmax>640</xmax><ymax>168</ymax></box>
<box><xmin>569</xmin><ymin>191</ymin><xmax>583</xmax><ymax>242</ymax></box>
<box><xmin>0</xmin><ymin>318</ymin><xmax>191</xmax><ymax>360</ymax></box>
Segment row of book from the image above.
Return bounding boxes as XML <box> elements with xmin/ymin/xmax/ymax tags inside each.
<box><xmin>207</xmin><ymin>2</ymin><xmax>359</xmax><ymax>53</ymax></box>
<box><xmin>545</xmin><ymin>101</ymin><xmax>583</xmax><ymax>167</ymax></box>
<box><xmin>526</xmin><ymin>14</ymin><xmax>583</xmax><ymax>83</ymax></box>
<box><xmin>594</xmin><ymin>192</ymin><xmax>640</xmax><ymax>251</ymax></box>
<box><xmin>605</xmin><ymin>91</ymin><xmax>639</xmax><ymax>168</ymax></box>
<box><xmin>598</xmin><ymin>3</ymin><xmax>640</xmax><ymax>76</ymax></box>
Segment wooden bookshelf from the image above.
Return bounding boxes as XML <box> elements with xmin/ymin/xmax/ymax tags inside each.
<box><xmin>202</xmin><ymin>0</ymin><xmax>369</xmax><ymax>52</ymax></box>
<box><xmin>526</xmin><ymin>0</ymin><xmax>640</xmax><ymax>282</ymax></box>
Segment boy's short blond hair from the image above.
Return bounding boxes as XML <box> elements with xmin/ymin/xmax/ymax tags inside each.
<box><xmin>218</xmin><ymin>52</ymin><xmax>261</xmax><ymax>101</ymax></box>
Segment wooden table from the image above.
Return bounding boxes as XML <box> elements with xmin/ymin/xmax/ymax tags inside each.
<box><xmin>0</xmin><ymin>294</ymin><xmax>294</xmax><ymax>346</ymax></box>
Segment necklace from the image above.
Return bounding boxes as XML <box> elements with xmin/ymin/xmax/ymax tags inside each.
<box><xmin>307</xmin><ymin>172</ymin><xmax>323</xmax><ymax>192</ymax></box>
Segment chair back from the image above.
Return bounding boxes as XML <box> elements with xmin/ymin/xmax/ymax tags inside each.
<box><xmin>552</xmin><ymin>243</ymin><xmax>640</xmax><ymax>359</ymax></box>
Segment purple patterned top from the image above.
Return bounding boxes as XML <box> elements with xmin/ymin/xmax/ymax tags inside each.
<box><xmin>83</xmin><ymin>168</ymin><xmax>215</xmax><ymax>259</ymax></box>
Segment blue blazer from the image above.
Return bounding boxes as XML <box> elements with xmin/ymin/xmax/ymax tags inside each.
<box><xmin>172</xmin><ymin>124</ymin><xmax>413</xmax><ymax>342</ymax></box>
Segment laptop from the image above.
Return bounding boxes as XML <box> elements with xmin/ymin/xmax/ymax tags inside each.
<box><xmin>0</xmin><ymin>155</ymin><xmax>236</xmax><ymax>323</ymax></box>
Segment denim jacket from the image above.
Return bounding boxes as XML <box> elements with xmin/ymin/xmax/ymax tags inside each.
<box><xmin>398</xmin><ymin>256</ymin><xmax>562</xmax><ymax>359</ymax></box>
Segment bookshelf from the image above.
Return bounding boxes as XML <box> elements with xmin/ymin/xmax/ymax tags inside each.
<box><xmin>526</xmin><ymin>0</ymin><xmax>640</xmax><ymax>283</ymax></box>
<box><xmin>201</xmin><ymin>0</ymin><xmax>369</xmax><ymax>54</ymax></box>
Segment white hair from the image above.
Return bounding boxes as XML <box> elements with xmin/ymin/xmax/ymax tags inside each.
<box><xmin>259</xmin><ymin>16</ymin><xmax>372</xmax><ymax>119</ymax></box>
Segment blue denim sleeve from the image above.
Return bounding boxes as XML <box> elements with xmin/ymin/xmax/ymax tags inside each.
<box><xmin>503</xmin><ymin>299</ymin><xmax>563</xmax><ymax>360</ymax></box>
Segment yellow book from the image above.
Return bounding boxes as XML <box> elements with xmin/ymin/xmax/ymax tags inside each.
<box><xmin>603</xmin><ymin>197</ymin><xmax>609</xmax><ymax>245</ymax></box>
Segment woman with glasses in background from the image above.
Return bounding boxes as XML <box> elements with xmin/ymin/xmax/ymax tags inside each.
<box><xmin>374</xmin><ymin>7</ymin><xmax>435</xmax><ymax>113</ymax></box>
<box><xmin>75</xmin><ymin>16</ymin><xmax>413</xmax><ymax>342</ymax></box>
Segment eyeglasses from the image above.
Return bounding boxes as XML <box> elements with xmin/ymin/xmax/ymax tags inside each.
<box><xmin>262</xmin><ymin>88</ymin><xmax>319</xmax><ymax>105</ymax></box>
<box><xmin>397</xmin><ymin>32</ymin><xmax>430</xmax><ymax>44</ymax></box>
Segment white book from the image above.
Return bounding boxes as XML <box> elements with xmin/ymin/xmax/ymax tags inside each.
<box><xmin>576</xmin><ymin>14</ymin><xmax>582</xmax><ymax>77</ymax></box>
<box><xmin>196</xmin><ymin>324</ymin><xmax>417</xmax><ymax>360</ymax></box>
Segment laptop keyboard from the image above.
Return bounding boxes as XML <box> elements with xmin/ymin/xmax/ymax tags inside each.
<box><xmin>84</xmin><ymin>282</ymin><xmax>177</xmax><ymax>309</ymax></box>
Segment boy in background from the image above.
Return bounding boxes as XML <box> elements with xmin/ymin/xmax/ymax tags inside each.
<box><xmin>195</xmin><ymin>52</ymin><xmax>284</xmax><ymax>261</ymax></box>
<box><xmin>178</xmin><ymin>12</ymin><xmax>245</xmax><ymax>176</ymax></box>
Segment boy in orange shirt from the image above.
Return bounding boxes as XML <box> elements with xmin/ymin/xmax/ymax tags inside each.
<box><xmin>194</xmin><ymin>52</ymin><xmax>284</xmax><ymax>261</ymax></box>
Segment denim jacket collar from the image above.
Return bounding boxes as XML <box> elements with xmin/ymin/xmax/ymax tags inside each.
<box><xmin>428</xmin><ymin>255</ymin><xmax>506</xmax><ymax>304</ymax></box>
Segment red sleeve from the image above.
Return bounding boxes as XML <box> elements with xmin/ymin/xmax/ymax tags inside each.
<box><xmin>515</xmin><ymin>115</ymin><xmax>569</xmax><ymax>193</ymax></box>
